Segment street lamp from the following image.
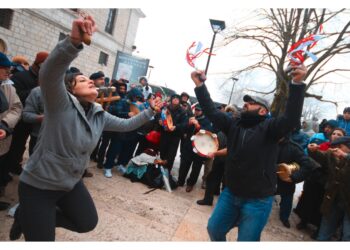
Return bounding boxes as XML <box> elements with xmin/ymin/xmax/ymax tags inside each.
<box><xmin>204</xmin><ymin>19</ymin><xmax>226</xmax><ymax>75</ymax></box>
<box><xmin>228</xmin><ymin>77</ymin><xmax>238</xmax><ymax>105</ymax></box>
<box><xmin>147</xmin><ymin>65</ymin><xmax>154</xmax><ymax>80</ymax></box>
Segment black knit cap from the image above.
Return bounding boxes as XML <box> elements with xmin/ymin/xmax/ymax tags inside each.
<box><xmin>90</xmin><ymin>71</ymin><xmax>105</xmax><ymax>80</ymax></box>
<box><xmin>170</xmin><ymin>94</ymin><xmax>181</xmax><ymax>101</ymax></box>
<box><xmin>343</xmin><ymin>107</ymin><xmax>350</xmax><ymax>114</ymax></box>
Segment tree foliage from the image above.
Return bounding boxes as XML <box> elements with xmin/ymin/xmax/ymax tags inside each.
<box><xmin>223</xmin><ymin>9</ymin><xmax>350</xmax><ymax>117</ymax></box>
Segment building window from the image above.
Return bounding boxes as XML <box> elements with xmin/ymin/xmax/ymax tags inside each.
<box><xmin>58</xmin><ymin>32</ymin><xmax>67</xmax><ymax>41</ymax></box>
<box><xmin>105</xmin><ymin>9</ymin><xmax>117</xmax><ymax>34</ymax></box>
<box><xmin>99</xmin><ymin>52</ymin><xmax>109</xmax><ymax>66</ymax></box>
<box><xmin>0</xmin><ymin>9</ymin><xmax>14</xmax><ymax>30</ymax></box>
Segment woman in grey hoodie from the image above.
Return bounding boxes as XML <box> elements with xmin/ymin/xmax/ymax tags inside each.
<box><xmin>10</xmin><ymin>15</ymin><xmax>162</xmax><ymax>241</ymax></box>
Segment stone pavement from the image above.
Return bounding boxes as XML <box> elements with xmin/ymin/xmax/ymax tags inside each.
<box><xmin>0</xmin><ymin>157</ymin><xmax>313</xmax><ymax>242</ymax></box>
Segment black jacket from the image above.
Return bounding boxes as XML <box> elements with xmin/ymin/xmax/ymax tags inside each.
<box><xmin>195</xmin><ymin>83</ymin><xmax>305</xmax><ymax>198</ymax></box>
<box><xmin>159</xmin><ymin>105</ymin><xmax>188</xmax><ymax>138</ymax></box>
<box><xmin>277</xmin><ymin>138</ymin><xmax>320</xmax><ymax>195</ymax></box>
<box><xmin>11</xmin><ymin>68</ymin><xmax>38</xmax><ymax>106</ymax></box>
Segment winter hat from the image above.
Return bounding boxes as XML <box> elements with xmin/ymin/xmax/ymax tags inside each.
<box><xmin>343</xmin><ymin>107</ymin><xmax>350</xmax><ymax>114</ymax></box>
<box><xmin>243</xmin><ymin>94</ymin><xmax>270</xmax><ymax>111</ymax></box>
<box><xmin>90</xmin><ymin>71</ymin><xmax>105</xmax><ymax>80</ymax></box>
<box><xmin>170</xmin><ymin>94</ymin><xmax>181</xmax><ymax>101</ymax></box>
<box><xmin>0</xmin><ymin>52</ymin><xmax>16</xmax><ymax>67</ymax></box>
<box><xmin>34</xmin><ymin>51</ymin><xmax>49</xmax><ymax>65</ymax></box>
<box><xmin>325</xmin><ymin>119</ymin><xmax>338</xmax><ymax>129</ymax></box>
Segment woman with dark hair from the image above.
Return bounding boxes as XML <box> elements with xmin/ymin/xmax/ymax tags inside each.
<box><xmin>9</xmin><ymin>15</ymin><xmax>162</xmax><ymax>241</ymax></box>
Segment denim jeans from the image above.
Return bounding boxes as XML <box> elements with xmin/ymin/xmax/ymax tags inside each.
<box><xmin>207</xmin><ymin>187</ymin><xmax>273</xmax><ymax>241</ymax></box>
<box><xmin>279</xmin><ymin>193</ymin><xmax>294</xmax><ymax>222</ymax></box>
<box><xmin>317</xmin><ymin>201</ymin><xmax>350</xmax><ymax>241</ymax></box>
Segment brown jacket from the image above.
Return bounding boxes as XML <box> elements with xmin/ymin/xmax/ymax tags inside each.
<box><xmin>0</xmin><ymin>83</ymin><xmax>23</xmax><ymax>156</ymax></box>
<box><xmin>309</xmin><ymin>149</ymin><xmax>350</xmax><ymax>216</ymax></box>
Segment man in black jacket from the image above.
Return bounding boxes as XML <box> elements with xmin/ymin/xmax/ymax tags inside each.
<box><xmin>6</xmin><ymin>51</ymin><xmax>48</xmax><ymax>175</ymax></box>
<box><xmin>190</xmin><ymin>64</ymin><xmax>307</xmax><ymax>241</ymax></box>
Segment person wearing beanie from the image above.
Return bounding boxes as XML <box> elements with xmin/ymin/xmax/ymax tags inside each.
<box><xmin>4</xmin><ymin>51</ymin><xmax>49</xmax><ymax>177</ymax></box>
<box><xmin>0</xmin><ymin>52</ymin><xmax>22</xmax><ymax>210</ymax></box>
<box><xmin>307</xmin><ymin>119</ymin><xmax>338</xmax><ymax>147</ymax></box>
<box><xmin>180</xmin><ymin>92</ymin><xmax>191</xmax><ymax>104</ymax></box>
<box><xmin>337</xmin><ymin>107</ymin><xmax>350</xmax><ymax>135</ymax></box>
<box><xmin>89</xmin><ymin>71</ymin><xmax>105</xmax><ymax>87</ymax></box>
<box><xmin>307</xmin><ymin>136</ymin><xmax>350</xmax><ymax>240</ymax></box>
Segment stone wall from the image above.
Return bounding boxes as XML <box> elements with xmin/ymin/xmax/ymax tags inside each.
<box><xmin>0</xmin><ymin>8</ymin><xmax>145</xmax><ymax>79</ymax></box>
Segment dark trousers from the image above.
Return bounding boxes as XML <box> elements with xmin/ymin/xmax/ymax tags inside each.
<box><xmin>96</xmin><ymin>131</ymin><xmax>112</xmax><ymax>165</ymax></box>
<box><xmin>28</xmin><ymin>135</ymin><xmax>38</xmax><ymax>156</ymax></box>
<box><xmin>18</xmin><ymin>180</ymin><xmax>98</xmax><ymax>241</ymax></box>
<box><xmin>178</xmin><ymin>154</ymin><xmax>204</xmax><ymax>186</ymax></box>
<box><xmin>159</xmin><ymin>134</ymin><xmax>180</xmax><ymax>172</ymax></box>
<box><xmin>279</xmin><ymin>193</ymin><xmax>294</xmax><ymax>222</ymax></box>
<box><xmin>5</xmin><ymin>120</ymin><xmax>32</xmax><ymax>173</ymax></box>
<box><xmin>104</xmin><ymin>133</ymin><xmax>138</xmax><ymax>169</ymax></box>
<box><xmin>0</xmin><ymin>154</ymin><xmax>10</xmax><ymax>188</ymax></box>
<box><xmin>203</xmin><ymin>157</ymin><xmax>225</xmax><ymax>202</ymax></box>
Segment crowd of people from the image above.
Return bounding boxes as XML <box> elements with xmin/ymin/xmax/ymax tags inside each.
<box><xmin>1</xmin><ymin>15</ymin><xmax>350</xmax><ymax>242</ymax></box>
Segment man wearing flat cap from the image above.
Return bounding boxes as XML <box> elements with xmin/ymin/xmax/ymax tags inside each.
<box><xmin>307</xmin><ymin>136</ymin><xmax>350</xmax><ymax>240</ymax></box>
<box><xmin>191</xmin><ymin>64</ymin><xmax>307</xmax><ymax>241</ymax></box>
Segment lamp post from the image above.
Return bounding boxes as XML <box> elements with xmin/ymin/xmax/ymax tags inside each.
<box><xmin>228</xmin><ymin>77</ymin><xmax>238</xmax><ymax>105</ymax></box>
<box><xmin>204</xmin><ymin>19</ymin><xmax>226</xmax><ymax>75</ymax></box>
<box><xmin>147</xmin><ymin>65</ymin><xmax>154</xmax><ymax>81</ymax></box>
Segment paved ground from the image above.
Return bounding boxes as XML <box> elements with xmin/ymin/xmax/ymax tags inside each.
<box><xmin>0</xmin><ymin>154</ymin><xmax>315</xmax><ymax>242</ymax></box>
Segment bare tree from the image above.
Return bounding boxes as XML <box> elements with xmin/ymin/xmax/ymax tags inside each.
<box><xmin>222</xmin><ymin>9</ymin><xmax>350</xmax><ymax>116</ymax></box>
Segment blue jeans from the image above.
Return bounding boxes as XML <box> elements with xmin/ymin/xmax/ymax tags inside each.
<box><xmin>207</xmin><ymin>187</ymin><xmax>273</xmax><ymax>241</ymax></box>
<box><xmin>317</xmin><ymin>201</ymin><xmax>350</xmax><ymax>241</ymax></box>
<box><xmin>279</xmin><ymin>193</ymin><xmax>294</xmax><ymax>222</ymax></box>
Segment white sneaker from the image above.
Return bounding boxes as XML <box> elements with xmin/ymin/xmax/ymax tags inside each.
<box><xmin>104</xmin><ymin>169</ymin><xmax>112</xmax><ymax>178</ymax></box>
<box><xmin>116</xmin><ymin>165</ymin><xmax>126</xmax><ymax>174</ymax></box>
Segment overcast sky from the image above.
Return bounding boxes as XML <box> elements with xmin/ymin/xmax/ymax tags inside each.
<box><xmin>8</xmin><ymin>1</ymin><xmax>350</xmax><ymax>120</ymax></box>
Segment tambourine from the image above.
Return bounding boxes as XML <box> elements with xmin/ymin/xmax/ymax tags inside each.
<box><xmin>277</xmin><ymin>162</ymin><xmax>300</xmax><ymax>182</ymax></box>
<box><xmin>191</xmin><ymin>130</ymin><xmax>219</xmax><ymax>157</ymax></box>
<box><xmin>161</xmin><ymin>108</ymin><xmax>174</xmax><ymax>131</ymax></box>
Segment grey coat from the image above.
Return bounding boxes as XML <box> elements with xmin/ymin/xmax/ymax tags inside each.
<box><xmin>20</xmin><ymin>38</ymin><xmax>155</xmax><ymax>191</ymax></box>
<box><xmin>22</xmin><ymin>86</ymin><xmax>44</xmax><ymax>137</ymax></box>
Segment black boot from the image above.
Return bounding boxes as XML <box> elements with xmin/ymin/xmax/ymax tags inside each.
<box><xmin>9</xmin><ymin>207</ymin><xmax>22</xmax><ymax>241</ymax></box>
<box><xmin>196</xmin><ymin>198</ymin><xmax>213</xmax><ymax>206</ymax></box>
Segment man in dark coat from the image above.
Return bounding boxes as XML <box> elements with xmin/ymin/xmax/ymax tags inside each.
<box><xmin>158</xmin><ymin>94</ymin><xmax>188</xmax><ymax>172</ymax></box>
<box><xmin>190</xmin><ymin>64</ymin><xmax>307</xmax><ymax>241</ymax></box>
<box><xmin>6</xmin><ymin>51</ymin><xmax>48</xmax><ymax>175</ymax></box>
<box><xmin>276</xmin><ymin>136</ymin><xmax>320</xmax><ymax>228</ymax></box>
<box><xmin>177</xmin><ymin>104</ymin><xmax>213</xmax><ymax>192</ymax></box>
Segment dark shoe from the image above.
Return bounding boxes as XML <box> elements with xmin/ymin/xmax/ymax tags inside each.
<box><xmin>0</xmin><ymin>201</ymin><xmax>10</xmax><ymax>211</ymax></box>
<box><xmin>83</xmin><ymin>170</ymin><xmax>93</xmax><ymax>178</ymax></box>
<box><xmin>296</xmin><ymin>221</ymin><xmax>307</xmax><ymax>230</ymax></box>
<box><xmin>185</xmin><ymin>185</ymin><xmax>193</xmax><ymax>192</ymax></box>
<box><xmin>96</xmin><ymin>163</ymin><xmax>103</xmax><ymax>169</ymax></box>
<box><xmin>9</xmin><ymin>209</ymin><xmax>22</xmax><ymax>241</ymax></box>
<box><xmin>196</xmin><ymin>199</ymin><xmax>213</xmax><ymax>206</ymax></box>
<box><xmin>281</xmin><ymin>219</ymin><xmax>291</xmax><ymax>228</ymax></box>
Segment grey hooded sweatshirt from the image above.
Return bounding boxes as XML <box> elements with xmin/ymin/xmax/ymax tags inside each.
<box><xmin>20</xmin><ymin>38</ymin><xmax>155</xmax><ymax>191</ymax></box>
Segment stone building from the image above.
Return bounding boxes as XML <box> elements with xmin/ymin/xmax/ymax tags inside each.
<box><xmin>0</xmin><ymin>8</ymin><xmax>145</xmax><ymax>79</ymax></box>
